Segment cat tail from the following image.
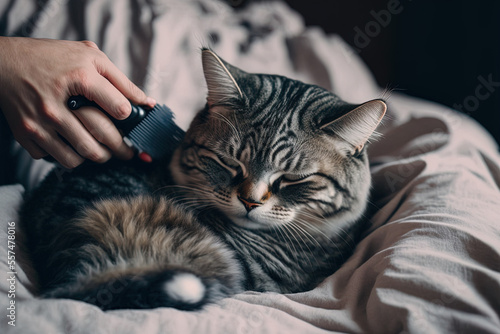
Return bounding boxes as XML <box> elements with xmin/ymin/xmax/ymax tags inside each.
<box><xmin>45</xmin><ymin>267</ymin><xmax>227</xmax><ymax>311</ymax></box>
<box><xmin>40</xmin><ymin>196</ymin><xmax>244</xmax><ymax>310</ymax></box>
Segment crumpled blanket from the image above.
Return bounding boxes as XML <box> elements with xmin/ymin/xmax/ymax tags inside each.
<box><xmin>1</xmin><ymin>1</ymin><xmax>499</xmax><ymax>333</ymax></box>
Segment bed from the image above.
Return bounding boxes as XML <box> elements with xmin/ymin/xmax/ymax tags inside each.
<box><xmin>1</xmin><ymin>1</ymin><xmax>500</xmax><ymax>333</ymax></box>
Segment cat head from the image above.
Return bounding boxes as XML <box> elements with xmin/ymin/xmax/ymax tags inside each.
<box><xmin>170</xmin><ymin>49</ymin><xmax>385</xmax><ymax>231</ymax></box>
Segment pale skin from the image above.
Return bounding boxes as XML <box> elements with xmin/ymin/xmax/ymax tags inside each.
<box><xmin>0</xmin><ymin>37</ymin><xmax>156</xmax><ymax>169</ymax></box>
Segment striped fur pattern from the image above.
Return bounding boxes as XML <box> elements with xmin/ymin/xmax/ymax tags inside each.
<box><xmin>20</xmin><ymin>49</ymin><xmax>385</xmax><ymax>310</ymax></box>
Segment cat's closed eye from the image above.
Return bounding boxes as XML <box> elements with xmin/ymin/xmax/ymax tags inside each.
<box><xmin>281</xmin><ymin>173</ymin><xmax>313</xmax><ymax>183</ymax></box>
<box><xmin>218</xmin><ymin>155</ymin><xmax>240</xmax><ymax>169</ymax></box>
<box><xmin>215</xmin><ymin>154</ymin><xmax>246</xmax><ymax>179</ymax></box>
<box><xmin>271</xmin><ymin>173</ymin><xmax>314</xmax><ymax>192</ymax></box>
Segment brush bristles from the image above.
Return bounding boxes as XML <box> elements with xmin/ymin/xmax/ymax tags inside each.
<box><xmin>126</xmin><ymin>105</ymin><xmax>185</xmax><ymax>160</ymax></box>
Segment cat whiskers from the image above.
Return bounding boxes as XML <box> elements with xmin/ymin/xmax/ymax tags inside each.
<box><xmin>272</xmin><ymin>222</ymin><xmax>300</xmax><ymax>264</ymax></box>
<box><xmin>290</xmin><ymin>216</ymin><xmax>333</xmax><ymax>261</ymax></box>
<box><xmin>295</xmin><ymin>211</ymin><xmax>354</xmax><ymax>262</ymax></box>
<box><xmin>295</xmin><ymin>217</ymin><xmax>346</xmax><ymax>265</ymax></box>
<box><xmin>300</xmin><ymin>210</ymin><xmax>354</xmax><ymax>247</ymax></box>
<box><xmin>282</xmin><ymin>221</ymin><xmax>316</xmax><ymax>267</ymax></box>
<box><xmin>153</xmin><ymin>185</ymin><xmax>224</xmax><ymax>211</ymax></box>
<box><xmin>176</xmin><ymin>196</ymin><xmax>220</xmax><ymax>214</ymax></box>
<box><xmin>259</xmin><ymin>209</ymin><xmax>311</xmax><ymax>265</ymax></box>
<box><xmin>286</xmin><ymin>219</ymin><xmax>325</xmax><ymax>251</ymax></box>
<box><xmin>294</xmin><ymin>210</ymin><xmax>346</xmax><ymax>248</ymax></box>
<box><xmin>364</xmin><ymin>197</ymin><xmax>383</xmax><ymax>215</ymax></box>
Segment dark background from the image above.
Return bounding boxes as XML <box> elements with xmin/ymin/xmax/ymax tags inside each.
<box><xmin>1</xmin><ymin>0</ymin><xmax>499</xmax><ymax>185</ymax></box>
<box><xmin>273</xmin><ymin>0</ymin><xmax>500</xmax><ymax>144</ymax></box>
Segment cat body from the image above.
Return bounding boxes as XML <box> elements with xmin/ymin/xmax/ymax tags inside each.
<box><xmin>20</xmin><ymin>49</ymin><xmax>386</xmax><ymax>310</ymax></box>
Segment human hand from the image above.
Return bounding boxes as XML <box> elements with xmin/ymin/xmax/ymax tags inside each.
<box><xmin>0</xmin><ymin>37</ymin><xmax>156</xmax><ymax>168</ymax></box>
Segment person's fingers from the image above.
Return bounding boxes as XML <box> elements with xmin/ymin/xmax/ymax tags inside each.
<box><xmin>40</xmin><ymin>133</ymin><xmax>85</xmax><ymax>169</ymax></box>
<box><xmin>53</xmin><ymin>110</ymin><xmax>112</xmax><ymax>163</ymax></box>
<box><xmin>7</xmin><ymin>116</ymin><xmax>49</xmax><ymax>159</ymax></box>
<box><xmin>72</xmin><ymin>73</ymin><xmax>132</xmax><ymax>120</ymax></box>
<box><xmin>74</xmin><ymin>106</ymin><xmax>134</xmax><ymax>160</ymax></box>
<box><xmin>94</xmin><ymin>56</ymin><xmax>156</xmax><ymax>108</ymax></box>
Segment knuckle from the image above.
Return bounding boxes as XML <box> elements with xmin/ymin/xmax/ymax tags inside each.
<box><xmin>70</xmin><ymin>68</ymin><xmax>91</xmax><ymax>90</ymax></box>
<box><xmin>59</xmin><ymin>149</ymin><xmax>84</xmax><ymax>169</ymax></box>
<box><xmin>106</xmin><ymin>134</ymin><xmax>123</xmax><ymax>151</ymax></box>
<box><xmin>75</xmin><ymin>141</ymin><xmax>93</xmax><ymax>157</ymax></box>
<box><xmin>81</xmin><ymin>40</ymin><xmax>99</xmax><ymax>50</ymax></box>
<box><xmin>41</xmin><ymin>106</ymin><xmax>61</xmax><ymax>125</ymax></box>
<box><xmin>89</xmin><ymin>151</ymin><xmax>108</xmax><ymax>163</ymax></box>
<box><xmin>94</xmin><ymin>49</ymin><xmax>107</xmax><ymax>60</ymax></box>
<box><xmin>20</xmin><ymin>120</ymin><xmax>40</xmax><ymax>137</ymax></box>
<box><xmin>77</xmin><ymin>142</ymin><xmax>107</xmax><ymax>162</ymax></box>
<box><xmin>20</xmin><ymin>121</ymin><xmax>47</xmax><ymax>143</ymax></box>
<box><xmin>90</xmin><ymin>51</ymin><xmax>108</xmax><ymax>69</ymax></box>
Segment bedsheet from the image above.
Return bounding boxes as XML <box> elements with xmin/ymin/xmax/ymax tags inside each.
<box><xmin>1</xmin><ymin>1</ymin><xmax>500</xmax><ymax>333</ymax></box>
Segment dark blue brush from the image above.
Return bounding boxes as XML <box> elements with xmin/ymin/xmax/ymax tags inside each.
<box><xmin>67</xmin><ymin>95</ymin><xmax>185</xmax><ymax>162</ymax></box>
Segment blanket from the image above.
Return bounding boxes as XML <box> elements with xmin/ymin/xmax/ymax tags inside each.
<box><xmin>1</xmin><ymin>1</ymin><xmax>499</xmax><ymax>333</ymax></box>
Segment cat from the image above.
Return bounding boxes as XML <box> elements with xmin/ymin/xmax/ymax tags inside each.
<box><xmin>20</xmin><ymin>49</ymin><xmax>386</xmax><ymax>311</ymax></box>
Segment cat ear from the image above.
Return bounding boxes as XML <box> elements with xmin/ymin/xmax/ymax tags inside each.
<box><xmin>320</xmin><ymin>99</ymin><xmax>386</xmax><ymax>152</ymax></box>
<box><xmin>201</xmin><ymin>49</ymin><xmax>244</xmax><ymax>106</ymax></box>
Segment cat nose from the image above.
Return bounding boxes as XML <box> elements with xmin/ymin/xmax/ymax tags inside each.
<box><xmin>237</xmin><ymin>196</ymin><xmax>262</xmax><ymax>213</ymax></box>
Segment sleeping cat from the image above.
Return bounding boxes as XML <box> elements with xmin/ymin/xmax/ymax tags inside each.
<box><xmin>20</xmin><ymin>49</ymin><xmax>386</xmax><ymax>310</ymax></box>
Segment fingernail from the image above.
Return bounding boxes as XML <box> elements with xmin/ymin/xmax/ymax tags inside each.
<box><xmin>146</xmin><ymin>97</ymin><xmax>156</xmax><ymax>106</ymax></box>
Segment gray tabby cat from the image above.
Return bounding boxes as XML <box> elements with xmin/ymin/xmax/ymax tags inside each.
<box><xmin>20</xmin><ymin>49</ymin><xmax>386</xmax><ymax>310</ymax></box>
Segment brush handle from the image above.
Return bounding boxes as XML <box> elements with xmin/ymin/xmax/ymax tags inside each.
<box><xmin>67</xmin><ymin>95</ymin><xmax>148</xmax><ymax>134</ymax></box>
<box><xmin>42</xmin><ymin>96</ymin><xmax>150</xmax><ymax>163</ymax></box>
<box><xmin>44</xmin><ymin>96</ymin><xmax>179</xmax><ymax>164</ymax></box>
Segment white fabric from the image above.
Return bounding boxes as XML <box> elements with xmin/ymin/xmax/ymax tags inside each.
<box><xmin>1</xmin><ymin>1</ymin><xmax>500</xmax><ymax>333</ymax></box>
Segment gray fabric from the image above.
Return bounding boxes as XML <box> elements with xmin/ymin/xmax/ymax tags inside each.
<box><xmin>1</xmin><ymin>1</ymin><xmax>499</xmax><ymax>333</ymax></box>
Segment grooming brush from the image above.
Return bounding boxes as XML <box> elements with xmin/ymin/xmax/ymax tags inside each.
<box><xmin>67</xmin><ymin>95</ymin><xmax>185</xmax><ymax>163</ymax></box>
